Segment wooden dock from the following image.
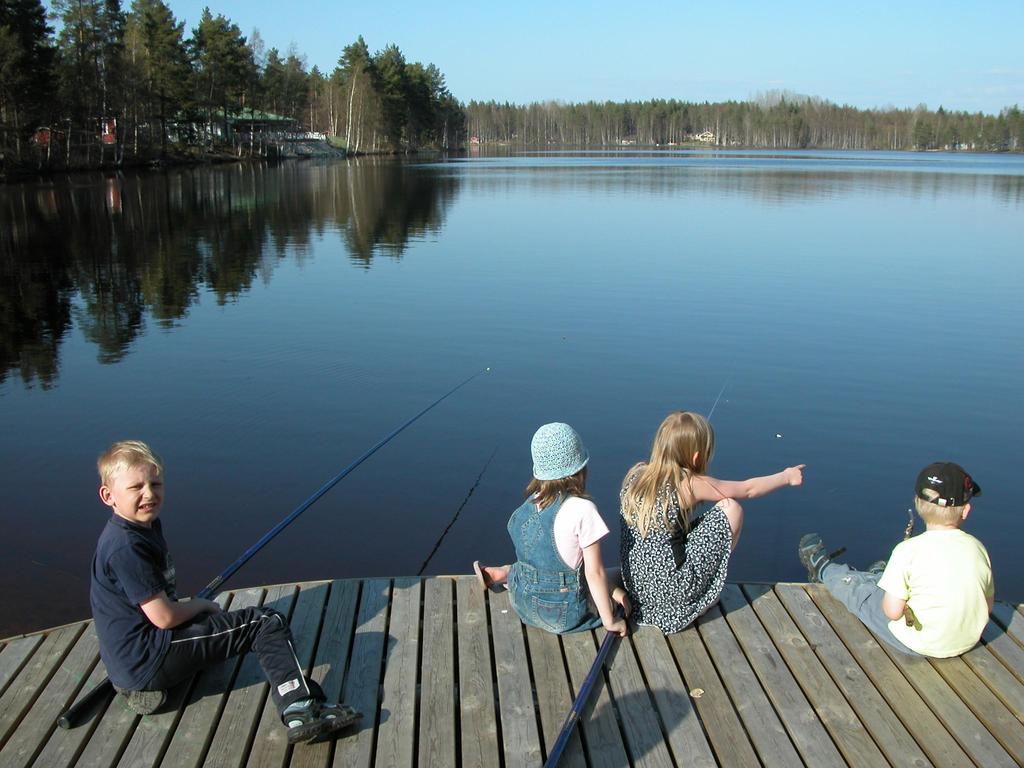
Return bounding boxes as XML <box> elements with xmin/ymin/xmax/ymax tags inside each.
<box><xmin>2</xmin><ymin>577</ymin><xmax>1023</xmax><ymax>767</ymax></box>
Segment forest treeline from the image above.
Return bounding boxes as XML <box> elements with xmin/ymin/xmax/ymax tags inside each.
<box><xmin>466</xmin><ymin>93</ymin><xmax>1024</xmax><ymax>152</ymax></box>
<box><xmin>2</xmin><ymin>1</ymin><xmax>1023</xmax><ymax>171</ymax></box>
<box><xmin>0</xmin><ymin>0</ymin><xmax>465</xmax><ymax>168</ymax></box>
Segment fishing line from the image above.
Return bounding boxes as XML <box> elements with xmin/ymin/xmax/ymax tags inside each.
<box><xmin>706</xmin><ymin>371</ymin><xmax>733</xmax><ymax>421</ymax></box>
<box><xmin>692</xmin><ymin>372</ymin><xmax>736</xmax><ymax>505</ymax></box>
<box><xmin>417</xmin><ymin>447</ymin><xmax>498</xmax><ymax>576</ymax></box>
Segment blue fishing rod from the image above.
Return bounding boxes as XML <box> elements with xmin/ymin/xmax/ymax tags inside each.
<box><xmin>543</xmin><ymin>378</ymin><xmax>730</xmax><ymax>767</ymax></box>
<box><xmin>57</xmin><ymin>367</ymin><xmax>490</xmax><ymax>730</ymax></box>
<box><xmin>542</xmin><ymin>612</ymin><xmax>622</xmax><ymax>767</ymax></box>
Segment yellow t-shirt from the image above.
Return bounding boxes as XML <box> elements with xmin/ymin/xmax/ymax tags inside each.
<box><xmin>878</xmin><ymin>529</ymin><xmax>994</xmax><ymax>657</ymax></box>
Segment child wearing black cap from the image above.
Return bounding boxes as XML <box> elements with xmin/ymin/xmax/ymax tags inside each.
<box><xmin>798</xmin><ymin>462</ymin><xmax>993</xmax><ymax>658</ymax></box>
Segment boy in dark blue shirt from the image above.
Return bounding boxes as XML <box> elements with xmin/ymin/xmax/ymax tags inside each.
<box><xmin>90</xmin><ymin>440</ymin><xmax>360</xmax><ymax>744</ymax></box>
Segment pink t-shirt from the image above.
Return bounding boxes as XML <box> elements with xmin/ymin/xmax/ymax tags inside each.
<box><xmin>551</xmin><ymin>496</ymin><xmax>610</xmax><ymax>568</ymax></box>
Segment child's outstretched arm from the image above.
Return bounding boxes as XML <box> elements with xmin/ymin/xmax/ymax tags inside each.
<box><xmin>141</xmin><ymin>591</ymin><xmax>221</xmax><ymax>629</ymax></box>
<box><xmin>581</xmin><ymin>541</ymin><xmax>630</xmax><ymax>637</ymax></box>
<box><xmin>693</xmin><ymin>465</ymin><xmax>805</xmax><ymax>502</ymax></box>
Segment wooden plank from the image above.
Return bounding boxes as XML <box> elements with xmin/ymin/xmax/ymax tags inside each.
<box><xmin>523</xmin><ymin>624</ymin><xmax>585</xmax><ymax>768</ymax></box>
<box><xmin>601</xmin><ymin>632</ymin><xmax>674</xmax><ymax>768</ymax></box>
<box><xmin>488</xmin><ymin>588</ymin><xmax>542</xmax><ymax>768</ymax></box>
<box><xmin>374</xmin><ymin>577</ymin><xmax>421</xmax><ymax>768</ymax></box>
<box><xmin>807</xmin><ymin>584</ymin><xmax>994</xmax><ymax>767</ymax></box>
<box><xmin>629</xmin><ymin>626</ymin><xmax>716</xmax><ymax>768</ymax></box>
<box><xmin>960</xmin><ymin>642</ymin><xmax>1024</xmax><ymax>723</ymax></box>
<box><xmin>990</xmin><ymin>602</ymin><xmax>1024</xmax><ymax>648</ymax></box>
<box><xmin>560</xmin><ymin>628</ymin><xmax>630</xmax><ymax>768</ymax></box>
<box><xmin>455</xmin><ymin>577</ymin><xmax>499</xmax><ymax>768</ymax></box>
<box><xmin>0</xmin><ymin>625</ymin><xmax>99</xmax><ymax>768</ymax></box>
<box><xmin>980</xmin><ymin>620</ymin><xmax>1024</xmax><ymax>685</ymax></box>
<box><xmin>876</xmin><ymin>643</ymin><xmax>1015</xmax><ymax>767</ymax></box>
<box><xmin>202</xmin><ymin>585</ymin><xmax>298</xmax><ymax>767</ymax></box>
<box><xmin>248</xmin><ymin>580</ymin><xmax>334</xmax><ymax>768</ymax></box>
<box><xmin>775</xmin><ymin>584</ymin><xmax>934</xmax><ymax>768</ymax></box>
<box><xmin>331</xmin><ymin>578</ymin><xmax>391</xmax><ymax>768</ymax></box>
<box><xmin>0</xmin><ymin>623</ymin><xmax>84</xmax><ymax>751</ymax></box>
<box><xmin>927</xmin><ymin>654</ymin><xmax>1024</xmax><ymax>763</ymax></box>
<box><xmin>162</xmin><ymin>588</ymin><xmax>265</xmax><ymax>768</ymax></box>
<box><xmin>0</xmin><ymin>635</ymin><xmax>44</xmax><ymax>699</ymax></box>
<box><xmin>72</xmin><ymin>678</ymin><xmax>138</xmax><ymax>768</ymax></box>
<box><xmin>25</xmin><ymin>578</ymin><xmax>1024</xmax><ymax>768</ymax></box>
<box><xmin>418</xmin><ymin>577</ymin><xmax>456</xmax><ymax>768</ymax></box>
<box><xmin>743</xmin><ymin>585</ymin><xmax>888</xmax><ymax>768</ymax></box>
<box><xmin>719</xmin><ymin>585</ymin><xmax>845</xmax><ymax>767</ymax></box>
<box><xmin>32</xmin><ymin>647</ymin><xmax>112</xmax><ymax>768</ymax></box>
<box><xmin>696</xmin><ymin>603</ymin><xmax>802</xmax><ymax>767</ymax></box>
<box><xmin>666</xmin><ymin>625</ymin><xmax>760</xmax><ymax>768</ymax></box>
<box><xmin>112</xmin><ymin>591</ymin><xmax>233</xmax><ymax>768</ymax></box>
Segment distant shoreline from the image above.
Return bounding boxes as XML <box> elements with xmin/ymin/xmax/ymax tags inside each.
<box><xmin>4</xmin><ymin>142</ymin><xmax>1021</xmax><ymax>184</ymax></box>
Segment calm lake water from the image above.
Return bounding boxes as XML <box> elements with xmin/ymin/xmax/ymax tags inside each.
<box><xmin>2</xmin><ymin>149</ymin><xmax>1022</xmax><ymax>637</ymax></box>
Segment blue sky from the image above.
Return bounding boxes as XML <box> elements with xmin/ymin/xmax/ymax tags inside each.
<box><xmin>104</xmin><ymin>1</ymin><xmax>1024</xmax><ymax>113</ymax></box>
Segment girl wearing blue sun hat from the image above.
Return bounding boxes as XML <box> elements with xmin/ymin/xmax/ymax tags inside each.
<box><xmin>474</xmin><ymin>423</ymin><xmax>630</xmax><ymax>636</ymax></box>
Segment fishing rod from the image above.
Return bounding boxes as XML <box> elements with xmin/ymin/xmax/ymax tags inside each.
<box><xmin>544</xmin><ymin>377</ymin><xmax>733</xmax><ymax>767</ymax></box>
<box><xmin>57</xmin><ymin>367</ymin><xmax>490</xmax><ymax>730</ymax></box>
<box><xmin>542</xmin><ymin>611</ymin><xmax>622</xmax><ymax>768</ymax></box>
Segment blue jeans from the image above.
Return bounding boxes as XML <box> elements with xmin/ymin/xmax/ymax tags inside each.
<box><xmin>507</xmin><ymin>561</ymin><xmax>602</xmax><ymax>634</ymax></box>
<box><xmin>506</xmin><ymin>494</ymin><xmax>603</xmax><ymax>635</ymax></box>
<box><xmin>820</xmin><ymin>563</ymin><xmax>920</xmax><ymax>656</ymax></box>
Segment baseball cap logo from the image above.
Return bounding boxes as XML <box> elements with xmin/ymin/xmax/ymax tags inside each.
<box><xmin>927</xmin><ymin>476</ymin><xmax>942</xmax><ymax>485</ymax></box>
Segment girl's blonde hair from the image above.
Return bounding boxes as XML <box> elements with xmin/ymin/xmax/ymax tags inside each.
<box><xmin>97</xmin><ymin>440</ymin><xmax>163</xmax><ymax>486</ymax></box>
<box><xmin>526</xmin><ymin>466</ymin><xmax>589</xmax><ymax>510</ymax></box>
<box><xmin>621</xmin><ymin>411</ymin><xmax>715</xmax><ymax>537</ymax></box>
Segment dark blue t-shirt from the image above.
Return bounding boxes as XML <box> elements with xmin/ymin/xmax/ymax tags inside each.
<box><xmin>90</xmin><ymin>515</ymin><xmax>177</xmax><ymax>690</ymax></box>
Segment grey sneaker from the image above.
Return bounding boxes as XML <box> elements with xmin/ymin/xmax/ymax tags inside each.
<box><xmin>285</xmin><ymin>700</ymin><xmax>362</xmax><ymax>744</ymax></box>
<box><xmin>116</xmin><ymin>687</ymin><xmax>166</xmax><ymax>715</ymax></box>
<box><xmin>798</xmin><ymin>533</ymin><xmax>831</xmax><ymax>583</ymax></box>
<box><xmin>866</xmin><ymin>560</ymin><xmax>888</xmax><ymax>575</ymax></box>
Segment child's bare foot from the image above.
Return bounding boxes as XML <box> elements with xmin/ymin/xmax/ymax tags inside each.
<box><xmin>473</xmin><ymin>561</ymin><xmax>509</xmax><ymax>592</ymax></box>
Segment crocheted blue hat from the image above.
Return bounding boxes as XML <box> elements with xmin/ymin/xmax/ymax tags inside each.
<box><xmin>531</xmin><ymin>423</ymin><xmax>589</xmax><ymax>481</ymax></box>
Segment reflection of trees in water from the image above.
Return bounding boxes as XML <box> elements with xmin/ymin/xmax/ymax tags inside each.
<box><xmin>335</xmin><ymin>157</ymin><xmax>457</xmax><ymax>265</ymax></box>
<box><xmin>0</xmin><ymin>190</ymin><xmax>74</xmax><ymax>389</ymax></box>
<box><xmin>0</xmin><ymin>160</ymin><xmax>458</xmax><ymax>388</ymax></box>
<box><xmin>460</xmin><ymin>163</ymin><xmax>1024</xmax><ymax>205</ymax></box>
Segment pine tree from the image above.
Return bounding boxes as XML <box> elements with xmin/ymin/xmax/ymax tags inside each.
<box><xmin>280</xmin><ymin>46</ymin><xmax>308</xmax><ymax>121</ymax></box>
<box><xmin>132</xmin><ymin>0</ymin><xmax>189</xmax><ymax>156</ymax></box>
<box><xmin>261</xmin><ymin>47</ymin><xmax>284</xmax><ymax>114</ymax></box>
<box><xmin>373</xmin><ymin>43</ymin><xmax>407</xmax><ymax>149</ymax></box>
<box><xmin>0</xmin><ymin>0</ymin><xmax>54</xmax><ymax>157</ymax></box>
<box><xmin>189</xmin><ymin>8</ymin><xmax>252</xmax><ymax>143</ymax></box>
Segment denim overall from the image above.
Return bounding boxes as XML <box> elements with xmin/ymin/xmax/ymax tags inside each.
<box><xmin>506</xmin><ymin>495</ymin><xmax>603</xmax><ymax>634</ymax></box>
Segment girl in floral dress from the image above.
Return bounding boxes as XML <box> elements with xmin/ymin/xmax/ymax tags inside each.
<box><xmin>620</xmin><ymin>411</ymin><xmax>804</xmax><ymax>633</ymax></box>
